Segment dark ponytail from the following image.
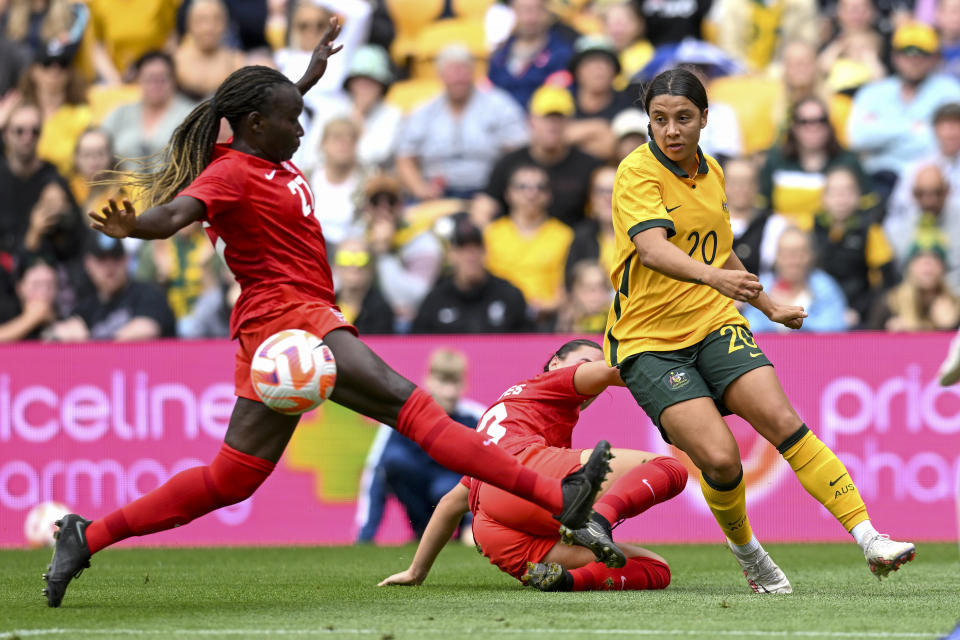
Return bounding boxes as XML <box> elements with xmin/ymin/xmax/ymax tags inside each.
<box><xmin>543</xmin><ymin>339</ymin><xmax>603</xmax><ymax>372</ymax></box>
<box><xmin>106</xmin><ymin>65</ymin><xmax>296</xmax><ymax>208</ymax></box>
<box><xmin>642</xmin><ymin>68</ymin><xmax>709</xmax><ymax>116</ymax></box>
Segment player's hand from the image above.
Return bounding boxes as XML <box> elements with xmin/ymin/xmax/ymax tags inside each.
<box><xmin>706</xmin><ymin>269</ymin><xmax>763</xmax><ymax>302</ymax></box>
<box><xmin>297</xmin><ymin>17</ymin><xmax>343</xmax><ymax>94</ymax></box>
<box><xmin>766</xmin><ymin>303</ymin><xmax>807</xmax><ymax>330</ymax></box>
<box><xmin>89</xmin><ymin>198</ymin><xmax>137</xmax><ymax>238</ymax></box>
<box><xmin>377</xmin><ymin>569</ymin><xmax>425</xmax><ymax>586</ymax></box>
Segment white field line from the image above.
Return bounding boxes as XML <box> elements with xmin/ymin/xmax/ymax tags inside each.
<box><xmin>0</xmin><ymin>629</ymin><xmax>944</xmax><ymax>639</ymax></box>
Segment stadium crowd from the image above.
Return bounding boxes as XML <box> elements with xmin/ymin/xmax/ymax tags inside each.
<box><xmin>2</xmin><ymin>0</ymin><xmax>960</xmax><ymax>340</ymax></box>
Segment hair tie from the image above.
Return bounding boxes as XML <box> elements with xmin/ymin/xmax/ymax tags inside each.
<box><xmin>209</xmin><ymin>98</ymin><xmax>218</xmax><ymax>115</ymax></box>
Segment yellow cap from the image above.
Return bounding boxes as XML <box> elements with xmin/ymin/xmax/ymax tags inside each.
<box><xmin>893</xmin><ymin>22</ymin><xmax>939</xmax><ymax>55</ymax></box>
<box><xmin>529</xmin><ymin>85</ymin><xmax>575</xmax><ymax>117</ymax></box>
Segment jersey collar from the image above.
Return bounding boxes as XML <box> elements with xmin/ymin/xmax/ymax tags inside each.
<box><xmin>648</xmin><ymin>140</ymin><xmax>709</xmax><ymax>178</ymax></box>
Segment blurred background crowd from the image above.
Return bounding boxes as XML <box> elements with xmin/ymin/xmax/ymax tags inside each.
<box><xmin>2</xmin><ymin>0</ymin><xmax>960</xmax><ymax>342</ymax></box>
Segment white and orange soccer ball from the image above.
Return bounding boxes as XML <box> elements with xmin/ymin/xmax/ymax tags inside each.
<box><xmin>24</xmin><ymin>501</ymin><xmax>71</xmax><ymax>548</ymax></box>
<box><xmin>250</xmin><ymin>329</ymin><xmax>337</xmax><ymax>415</ymax></box>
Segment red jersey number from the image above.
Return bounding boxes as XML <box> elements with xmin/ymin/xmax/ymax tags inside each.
<box><xmin>476</xmin><ymin>402</ymin><xmax>508</xmax><ymax>445</ymax></box>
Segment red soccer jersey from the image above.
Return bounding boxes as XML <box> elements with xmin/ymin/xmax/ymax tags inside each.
<box><xmin>476</xmin><ymin>363</ymin><xmax>595</xmax><ymax>456</ymax></box>
<box><xmin>179</xmin><ymin>144</ymin><xmax>335</xmax><ymax>337</ymax></box>
<box><xmin>464</xmin><ymin>363</ymin><xmax>594</xmax><ymax>513</ymax></box>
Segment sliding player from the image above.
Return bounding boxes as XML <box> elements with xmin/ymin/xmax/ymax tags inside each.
<box><xmin>379</xmin><ymin>339</ymin><xmax>688</xmax><ymax>592</ymax></box>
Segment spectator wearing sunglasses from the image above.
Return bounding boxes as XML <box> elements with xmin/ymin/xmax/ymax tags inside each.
<box><xmin>333</xmin><ymin>236</ymin><xmax>395</xmax><ymax>335</ymax></box>
<box><xmin>484</xmin><ymin>163</ymin><xmax>573</xmax><ymax>328</ymax></box>
<box><xmin>884</xmin><ymin>164</ymin><xmax>960</xmax><ymax>290</ymax></box>
<box><xmin>759</xmin><ymin>96</ymin><xmax>874</xmax><ymax>232</ymax></box>
<box><xmin>274</xmin><ymin>0</ymin><xmax>372</xmax><ymax>119</ymax></box>
<box><xmin>0</xmin><ymin>101</ymin><xmax>83</xmax><ymax>274</ymax></box>
<box><xmin>16</xmin><ymin>50</ymin><xmax>91</xmax><ymax>178</ymax></box>
<box><xmin>352</xmin><ymin>174</ymin><xmax>443</xmax><ymax>331</ymax></box>
<box><xmin>847</xmin><ymin>22</ymin><xmax>960</xmax><ymax>198</ymax></box>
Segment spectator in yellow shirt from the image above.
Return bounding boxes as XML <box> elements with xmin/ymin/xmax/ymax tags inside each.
<box><xmin>483</xmin><ymin>163</ymin><xmax>573</xmax><ymax>327</ymax></box>
<box><xmin>18</xmin><ymin>51</ymin><xmax>91</xmax><ymax>177</ymax></box>
<box><xmin>87</xmin><ymin>0</ymin><xmax>180</xmax><ymax>84</ymax></box>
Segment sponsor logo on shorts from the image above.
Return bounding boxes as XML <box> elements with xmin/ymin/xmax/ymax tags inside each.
<box><xmin>665</xmin><ymin>370</ymin><xmax>690</xmax><ymax>390</ymax></box>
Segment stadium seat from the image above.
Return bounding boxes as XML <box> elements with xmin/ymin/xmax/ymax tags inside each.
<box><xmin>386</xmin><ymin>0</ymin><xmax>445</xmax><ymax>65</ymax></box>
<box><xmin>410</xmin><ymin>18</ymin><xmax>488</xmax><ymax>80</ymax></box>
<box><xmin>88</xmin><ymin>84</ymin><xmax>143</xmax><ymax>124</ymax></box>
<box><xmin>384</xmin><ymin>78</ymin><xmax>444</xmax><ymax>113</ymax></box>
<box><xmin>708</xmin><ymin>74</ymin><xmax>782</xmax><ymax>154</ymax></box>
<box><xmin>403</xmin><ymin>198</ymin><xmax>471</xmax><ymax>239</ymax></box>
<box><xmin>452</xmin><ymin>0</ymin><xmax>495</xmax><ymax>19</ymax></box>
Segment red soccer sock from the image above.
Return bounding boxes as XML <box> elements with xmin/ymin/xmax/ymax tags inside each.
<box><xmin>569</xmin><ymin>556</ymin><xmax>671</xmax><ymax>591</ymax></box>
<box><xmin>84</xmin><ymin>443</ymin><xmax>274</xmax><ymax>554</ymax></box>
<box><xmin>593</xmin><ymin>457</ymin><xmax>688</xmax><ymax>525</ymax></box>
<box><xmin>396</xmin><ymin>388</ymin><xmax>562</xmax><ymax>513</ymax></box>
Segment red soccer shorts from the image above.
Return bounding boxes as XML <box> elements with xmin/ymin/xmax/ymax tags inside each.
<box><xmin>233</xmin><ymin>301</ymin><xmax>357</xmax><ymax>401</ymax></box>
<box><xmin>472</xmin><ymin>444</ymin><xmax>584</xmax><ymax>579</ymax></box>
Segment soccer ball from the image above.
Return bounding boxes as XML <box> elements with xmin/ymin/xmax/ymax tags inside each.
<box><xmin>24</xmin><ymin>501</ymin><xmax>71</xmax><ymax>548</ymax></box>
<box><xmin>250</xmin><ymin>329</ymin><xmax>337</xmax><ymax>415</ymax></box>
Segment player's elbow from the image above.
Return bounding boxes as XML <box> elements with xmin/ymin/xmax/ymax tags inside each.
<box><xmin>634</xmin><ymin>241</ymin><xmax>660</xmax><ymax>270</ymax></box>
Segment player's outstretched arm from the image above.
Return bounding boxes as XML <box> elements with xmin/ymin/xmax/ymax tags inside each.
<box><xmin>378</xmin><ymin>483</ymin><xmax>470</xmax><ymax>587</ymax></box>
<box><xmin>295</xmin><ymin>17</ymin><xmax>343</xmax><ymax>96</ymax></box>
<box><xmin>632</xmin><ymin>228</ymin><xmax>763</xmax><ymax>302</ymax></box>
<box><xmin>719</xmin><ymin>252</ymin><xmax>807</xmax><ymax>330</ymax></box>
<box><xmin>88</xmin><ymin>197</ymin><xmax>204</xmax><ymax>240</ymax></box>
<box><xmin>573</xmin><ymin>360</ymin><xmax>625</xmax><ymax>397</ymax></box>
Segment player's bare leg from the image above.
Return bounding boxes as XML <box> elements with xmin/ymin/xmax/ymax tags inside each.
<box><xmin>661</xmin><ymin>397</ymin><xmax>791</xmax><ymax>594</ymax></box>
<box><xmin>724</xmin><ymin>366</ymin><xmax>915</xmax><ymax>581</ymax></box>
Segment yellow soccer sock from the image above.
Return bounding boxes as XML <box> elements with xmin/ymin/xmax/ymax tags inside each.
<box><xmin>779</xmin><ymin>425</ymin><xmax>869</xmax><ymax>531</ymax></box>
<box><xmin>699</xmin><ymin>468</ymin><xmax>754</xmax><ymax>545</ymax></box>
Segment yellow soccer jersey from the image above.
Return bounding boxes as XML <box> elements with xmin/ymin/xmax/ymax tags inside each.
<box><xmin>484</xmin><ymin>216</ymin><xmax>573</xmax><ymax>310</ymax></box>
<box><xmin>604</xmin><ymin>142</ymin><xmax>747</xmax><ymax>365</ymax></box>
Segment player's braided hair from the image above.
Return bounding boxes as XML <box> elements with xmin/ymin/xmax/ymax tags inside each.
<box><xmin>543</xmin><ymin>339</ymin><xmax>603</xmax><ymax>372</ymax></box>
<box><xmin>108</xmin><ymin>65</ymin><xmax>295</xmax><ymax>209</ymax></box>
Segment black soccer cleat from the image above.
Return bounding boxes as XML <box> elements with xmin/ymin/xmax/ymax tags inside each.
<box><xmin>42</xmin><ymin>514</ymin><xmax>92</xmax><ymax>607</ymax></box>
<box><xmin>521</xmin><ymin>562</ymin><xmax>573</xmax><ymax>592</ymax></box>
<box><xmin>554</xmin><ymin>440</ymin><xmax>613</xmax><ymax>530</ymax></box>
<box><xmin>559</xmin><ymin>512</ymin><xmax>626</xmax><ymax>568</ymax></box>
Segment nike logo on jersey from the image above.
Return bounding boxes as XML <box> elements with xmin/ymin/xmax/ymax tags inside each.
<box><xmin>829</xmin><ymin>473</ymin><xmax>848</xmax><ymax>486</ymax></box>
<box><xmin>665</xmin><ymin>204</ymin><xmax>682</xmax><ymax>213</ymax></box>
<box><xmin>749</xmin><ymin>351</ymin><xmax>763</xmax><ymax>358</ymax></box>
<box><xmin>264</xmin><ymin>170</ymin><xmax>276</xmax><ymax>180</ymax></box>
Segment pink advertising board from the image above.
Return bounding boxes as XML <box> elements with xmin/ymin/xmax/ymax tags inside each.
<box><xmin>1</xmin><ymin>333</ymin><xmax>957</xmax><ymax>548</ymax></box>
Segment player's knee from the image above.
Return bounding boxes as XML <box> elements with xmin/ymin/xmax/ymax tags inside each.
<box><xmin>699</xmin><ymin>454</ymin><xmax>740</xmax><ymax>485</ymax></box>
<box><xmin>649</xmin><ymin>559</ymin><xmax>671</xmax><ymax>590</ymax></box>
<box><xmin>769</xmin><ymin>410</ymin><xmax>803</xmax><ymax>442</ymax></box>
<box><xmin>654</xmin><ymin>457</ymin><xmax>689</xmax><ymax>497</ymax></box>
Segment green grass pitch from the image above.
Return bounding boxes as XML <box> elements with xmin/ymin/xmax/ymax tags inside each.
<box><xmin>2</xmin><ymin>543</ymin><xmax>958</xmax><ymax>639</ymax></box>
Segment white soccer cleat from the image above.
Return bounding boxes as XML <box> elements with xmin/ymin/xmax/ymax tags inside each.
<box><xmin>938</xmin><ymin>334</ymin><xmax>960</xmax><ymax>386</ymax></box>
<box><xmin>863</xmin><ymin>534</ymin><xmax>915</xmax><ymax>580</ymax></box>
<box><xmin>732</xmin><ymin>547</ymin><xmax>793</xmax><ymax>594</ymax></box>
